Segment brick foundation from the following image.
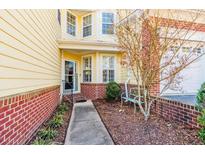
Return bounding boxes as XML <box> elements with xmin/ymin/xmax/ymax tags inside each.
<box><xmin>81</xmin><ymin>83</ymin><xmax>160</xmax><ymax>100</ymax></box>
<box><xmin>152</xmin><ymin>97</ymin><xmax>200</xmax><ymax>128</ymax></box>
<box><xmin>81</xmin><ymin>83</ymin><xmax>107</xmax><ymax>100</ymax></box>
<box><xmin>0</xmin><ymin>85</ymin><xmax>60</xmax><ymax>145</ymax></box>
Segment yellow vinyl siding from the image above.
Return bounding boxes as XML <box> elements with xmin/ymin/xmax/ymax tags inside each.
<box><xmin>0</xmin><ymin>9</ymin><xmax>61</xmax><ymax>97</ymax></box>
<box><xmin>62</xmin><ymin>51</ymin><xmax>122</xmax><ymax>83</ymax></box>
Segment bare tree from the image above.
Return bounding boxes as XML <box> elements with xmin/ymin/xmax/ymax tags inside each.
<box><xmin>116</xmin><ymin>9</ymin><xmax>205</xmax><ymax>120</ymax></box>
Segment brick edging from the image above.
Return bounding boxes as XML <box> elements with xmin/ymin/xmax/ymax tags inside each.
<box><xmin>151</xmin><ymin>96</ymin><xmax>200</xmax><ymax>128</ymax></box>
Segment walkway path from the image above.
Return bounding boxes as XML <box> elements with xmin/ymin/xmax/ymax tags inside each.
<box><xmin>64</xmin><ymin>100</ymin><xmax>114</xmax><ymax>145</ymax></box>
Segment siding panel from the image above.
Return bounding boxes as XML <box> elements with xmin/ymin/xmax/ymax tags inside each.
<box><xmin>0</xmin><ymin>9</ymin><xmax>61</xmax><ymax>97</ymax></box>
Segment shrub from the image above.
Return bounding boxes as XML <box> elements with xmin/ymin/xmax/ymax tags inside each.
<box><xmin>57</xmin><ymin>102</ymin><xmax>68</xmax><ymax>114</ymax></box>
<box><xmin>32</xmin><ymin>138</ymin><xmax>51</xmax><ymax>145</ymax></box>
<box><xmin>198</xmin><ymin>128</ymin><xmax>205</xmax><ymax>144</ymax></box>
<box><xmin>196</xmin><ymin>82</ymin><xmax>205</xmax><ymax>111</ymax></box>
<box><xmin>197</xmin><ymin>109</ymin><xmax>205</xmax><ymax>144</ymax></box>
<box><xmin>48</xmin><ymin>114</ymin><xmax>64</xmax><ymax>128</ymax></box>
<box><xmin>106</xmin><ymin>81</ymin><xmax>121</xmax><ymax>101</ymax></box>
<box><xmin>37</xmin><ymin>127</ymin><xmax>57</xmax><ymax>140</ymax></box>
<box><xmin>197</xmin><ymin>109</ymin><xmax>205</xmax><ymax>127</ymax></box>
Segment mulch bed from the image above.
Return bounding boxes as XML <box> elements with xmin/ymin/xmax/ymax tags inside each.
<box><xmin>93</xmin><ymin>99</ymin><xmax>203</xmax><ymax>145</ymax></box>
<box><xmin>27</xmin><ymin>102</ymin><xmax>73</xmax><ymax>145</ymax></box>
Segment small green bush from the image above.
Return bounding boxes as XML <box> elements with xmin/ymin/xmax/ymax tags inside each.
<box><xmin>32</xmin><ymin>138</ymin><xmax>51</xmax><ymax>145</ymax></box>
<box><xmin>106</xmin><ymin>81</ymin><xmax>121</xmax><ymax>101</ymax></box>
<box><xmin>197</xmin><ymin>108</ymin><xmax>205</xmax><ymax>144</ymax></box>
<box><xmin>57</xmin><ymin>102</ymin><xmax>68</xmax><ymax>114</ymax></box>
<box><xmin>197</xmin><ymin>109</ymin><xmax>205</xmax><ymax>127</ymax></box>
<box><xmin>198</xmin><ymin>128</ymin><xmax>205</xmax><ymax>144</ymax></box>
<box><xmin>37</xmin><ymin>127</ymin><xmax>57</xmax><ymax>140</ymax></box>
<box><xmin>48</xmin><ymin>114</ymin><xmax>63</xmax><ymax>128</ymax></box>
<box><xmin>196</xmin><ymin>82</ymin><xmax>205</xmax><ymax>111</ymax></box>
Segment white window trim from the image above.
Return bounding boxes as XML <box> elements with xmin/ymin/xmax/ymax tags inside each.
<box><xmin>101</xmin><ymin>12</ymin><xmax>115</xmax><ymax>35</ymax></box>
<box><xmin>100</xmin><ymin>54</ymin><xmax>117</xmax><ymax>83</ymax></box>
<box><xmin>67</xmin><ymin>10</ymin><xmax>77</xmax><ymax>37</ymax></box>
<box><xmin>81</xmin><ymin>54</ymin><xmax>94</xmax><ymax>83</ymax></box>
<box><xmin>82</xmin><ymin>14</ymin><xmax>93</xmax><ymax>38</ymax></box>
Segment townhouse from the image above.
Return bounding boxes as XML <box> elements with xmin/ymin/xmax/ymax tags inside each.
<box><xmin>0</xmin><ymin>9</ymin><xmax>205</xmax><ymax>144</ymax></box>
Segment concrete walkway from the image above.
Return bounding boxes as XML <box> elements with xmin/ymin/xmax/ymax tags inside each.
<box><xmin>64</xmin><ymin>100</ymin><xmax>114</xmax><ymax>145</ymax></box>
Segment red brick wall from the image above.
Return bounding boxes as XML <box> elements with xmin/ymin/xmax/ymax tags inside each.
<box><xmin>0</xmin><ymin>86</ymin><xmax>60</xmax><ymax>145</ymax></box>
<box><xmin>81</xmin><ymin>83</ymin><xmax>159</xmax><ymax>100</ymax></box>
<box><xmin>81</xmin><ymin>83</ymin><xmax>107</xmax><ymax>100</ymax></box>
<box><xmin>152</xmin><ymin>97</ymin><xmax>200</xmax><ymax>128</ymax></box>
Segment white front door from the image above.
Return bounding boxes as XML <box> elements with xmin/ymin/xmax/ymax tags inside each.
<box><xmin>64</xmin><ymin>60</ymin><xmax>78</xmax><ymax>92</ymax></box>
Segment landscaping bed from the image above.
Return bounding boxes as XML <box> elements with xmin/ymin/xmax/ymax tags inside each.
<box><xmin>93</xmin><ymin>99</ymin><xmax>203</xmax><ymax>145</ymax></box>
<box><xmin>28</xmin><ymin>102</ymin><xmax>72</xmax><ymax>145</ymax></box>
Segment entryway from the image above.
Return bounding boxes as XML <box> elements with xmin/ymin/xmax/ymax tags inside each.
<box><xmin>64</xmin><ymin>60</ymin><xmax>78</xmax><ymax>93</ymax></box>
<box><xmin>63</xmin><ymin>60</ymin><xmax>87</xmax><ymax>103</ymax></box>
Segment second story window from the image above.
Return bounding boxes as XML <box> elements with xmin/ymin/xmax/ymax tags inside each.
<box><xmin>83</xmin><ymin>15</ymin><xmax>92</xmax><ymax>37</ymax></box>
<box><xmin>67</xmin><ymin>12</ymin><xmax>76</xmax><ymax>36</ymax></box>
<box><xmin>102</xmin><ymin>13</ymin><xmax>114</xmax><ymax>34</ymax></box>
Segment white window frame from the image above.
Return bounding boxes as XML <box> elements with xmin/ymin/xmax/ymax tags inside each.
<box><xmin>81</xmin><ymin>55</ymin><xmax>94</xmax><ymax>83</ymax></box>
<box><xmin>100</xmin><ymin>54</ymin><xmax>116</xmax><ymax>83</ymax></box>
<box><xmin>83</xmin><ymin>14</ymin><xmax>92</xmax><ymax>37</ymax></box>
<box><xmin>67</xmin><ymin>11</ymin><xmax>76</xmax><ymax>36</ymax></box>
<box><xmin>82</xmin><ymin>56</ymin><xmax>92</xmax><ymax>82</ymax></box>
<box><xmin>102</xmin><ymin>12</ymin><xmax>114</xmax><ymax>35</ymax></box>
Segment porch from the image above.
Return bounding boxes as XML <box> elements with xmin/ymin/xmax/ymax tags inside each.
<box><xmin>60</xmin><ymin>45</ymin><xmax>123</xmax><ymax>101</ymax></box>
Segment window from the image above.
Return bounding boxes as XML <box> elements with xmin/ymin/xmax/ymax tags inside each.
<box><xmin>83</xmin><ymin>15</ymin><xmax>92</xmax><ymax>37</ymax></box>
<box><xmin>102</xmin><ymin>13</ymin><xmax>114</xmax><ymax>34</ymax></box>
<box><xmin>57</xmin><ymin>9</ymin><xmax>61</xmax><ymax>25</ymax></box>
<box><xmin>102</xmin><ymin>56</ymin><xmax>115</xmax><ymax>82</ymax></box>
<box><xmin>83</xmin><ymin>57</ymin><xmax>92</xmax><ymax>82</ymax></box>
<box><xmin>67</xmin><ymin>12</ymin><xmax>76</xmax><ymax>36</ymax></box>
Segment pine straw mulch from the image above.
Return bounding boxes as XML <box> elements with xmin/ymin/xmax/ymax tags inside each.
<box><xmin>93</xmin><ymin>99</ymin><xmax>203</xmax><ymax>145</ymax></box>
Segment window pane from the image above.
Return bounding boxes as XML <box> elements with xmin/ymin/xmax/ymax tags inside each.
<box><xmin>102</xmin><ymin>13</ymin><xmax>114</xmax><ymax>23</ymax></box>
<box><xmin>103</xmin><ymin>56</ymin><xmax>109</xmax><ymax>69</ymax></box>
<box><xmin>103</xmin><ymin>56</ymin><xmax>114</xmax><ymax>69</ymax></box>
<box><xmin>109</xmin><ymin>57</ymin><xmax>114</xmax><ymax>69</ymax></box>
<box><xmin>83</xmin><ymin>15</ymin><xmax>92</xmax><ymax>37</ymax></box>
<box><xmin>102</xmin><ymin>13</ymin><xmax>114</xmax><ymax>34</ymax></box>
<box><xmin>109</xmin><ymin>70</ymin><xmax>114</xmax><ymax>81</ymax></box>
<box><xmin>65</xmin><ymin>76</ymin><xmax>73</xmax><ymax>90</ymax></box>
<box><xmin>102</xmin><ymin>56</ymin><xmax>115</xmax><ymax>82</ymax></box>
<box><xmin>67</xmin><ymin>24</ymin><xmax>76</xmax><ymax>36</ymax></box>
<box><xmin>103</xmin><ymin>70</ymin><xmax>108</xmax><ymax>82</ymax></box>
<box><xmin>83</xmin><ymin>70</ymin><xmax>91</xmax><ymax>82</ymax></box>
<box><xmin>83</xmin><ymin>15</ymin><xmax>91</xmax><ymax>26</ymax></box>
<box><xmin>65</xmin><ymin>61</ymin><xmax>74</xmax><ymax>75</ymax></box>
<box><xmin>83</xmin><ymin>57</ymin><xmax>91</xmax><ymax>70</ymax></box>
<box><xmin>83</xmin><ymin>57</ymin><xmax>92</xmax><ymax>82</ymax></box>
<box><xmin>102</xmin><ymin>24</ymin><xmax>114</xmax><ymax>34</ymax></box>
<box><xmin>83</xmin><ymin>26</ymin><xmax>92</xmax><ymax>37</ymax></box>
